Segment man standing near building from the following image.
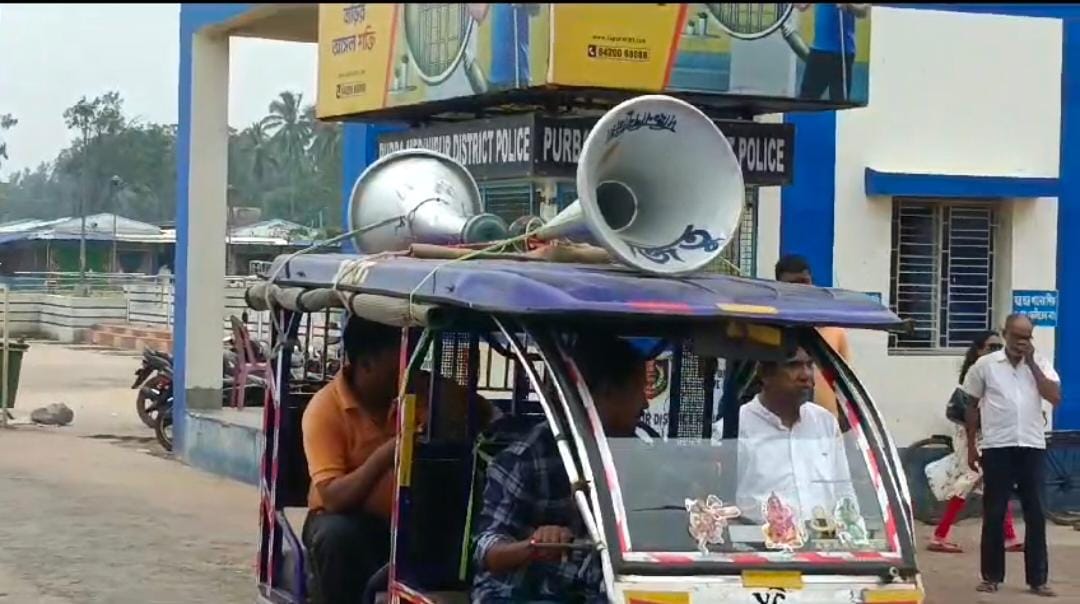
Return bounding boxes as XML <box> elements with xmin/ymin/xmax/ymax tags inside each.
<box><xmin>774</xmin><ymin>255</ymin><xmax>851</xmax><ymax>417</ymax></box>
<box><xmin>963</xmin><ymin>314</ymin><xmax>1061</xmax><ymax>597</ymax></box>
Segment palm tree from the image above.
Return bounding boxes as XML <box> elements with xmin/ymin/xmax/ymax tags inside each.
<box><xmin>262</xmin><ymin>92</ymin><xmax>310</xmax><ymax>168</ymax></box>
<box><xmin>261</xmin><ymin>92</ymin><xmax>312</xmax><ymax>218</ymax></box>
<box><xmin>305</xmin><ymin>104</ymin><xmax>341</xmax><ymax>171</ymax></box>
<box><xmin>245</xmin><ymin>121</ymin><xmax>277</xmax><ymax>184</ymax></box>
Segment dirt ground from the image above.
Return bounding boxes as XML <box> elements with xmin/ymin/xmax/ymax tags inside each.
<box><xmin>0</xmin><ymin>341</ymin><xmax>256</xmax><ymax>603</ymax></box>
<box><xmin>1</xmin><ymin>341</ymin><xmax>1079</xmax><ymax>603</ymax></box>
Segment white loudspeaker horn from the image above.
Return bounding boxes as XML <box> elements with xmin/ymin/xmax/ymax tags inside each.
<box><xmin>532</xmin><ymin>95</ymin><xmax>745</xmax><ymax>275</ymax></box>
<box><xmin>347</xmin><ymin>149</ymin><xmax>509</xmax><ymax>253</ymax></box>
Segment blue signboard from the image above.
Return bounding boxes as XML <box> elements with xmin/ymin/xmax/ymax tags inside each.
<box><xmin>1012</xmin><ymin>290</ymin><xmax>1058</xmax><ymax>327</ymax></box>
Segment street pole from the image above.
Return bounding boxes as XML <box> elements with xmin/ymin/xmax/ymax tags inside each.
<box><xmin>78</xmin><ymin>131</ymin><xmax>89</xmax><ymax>297</ymax></box>
<box><xmin>110</xmin><ymin>176</ymin><xmax>123</xmax><ymax>274</ymax></box>
<box><xmin>78</xmin><ymin>195</ymin><xmax>87</xmax><ymax>295</ymax></box>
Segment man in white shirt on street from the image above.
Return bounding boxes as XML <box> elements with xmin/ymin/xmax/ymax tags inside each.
<box><xmin>714</xmin><ymin>346</ymin><xmax>855</xmax><ymax>524</ymax></box>
<box><xmin>963</xmin><ymin>314</ymin><xmax>1062</xmax><ymax>597</ymax></box>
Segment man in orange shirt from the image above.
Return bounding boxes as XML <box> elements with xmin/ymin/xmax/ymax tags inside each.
<box><xmin>301</xmin><ymin>315</ymin><xmax>489</xmax><ymax>603</ymax></box>
<box><xmin>775</xmin><ymin>255</ymin><xmax>852</xmax><ymax>417</ymax></box>
<box><xmin>301</xmin><ymin>317</ymin><xmax>403</xmax><ymax>604</ymax></box>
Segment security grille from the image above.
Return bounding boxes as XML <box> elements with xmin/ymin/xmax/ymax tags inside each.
<box><xmin>703</xmin><ymin>187</ymin><xmax>758</xmax><ymax>277</ymax></box>
<box><xmin>889</xmin><ymin>200</ymin><xmax>997</xmax><ymax>351</ymax></box>
<box><xmin>480</xmin><ymin>181</ymin><xmax>535</xmax><ymax>224</ymax></box>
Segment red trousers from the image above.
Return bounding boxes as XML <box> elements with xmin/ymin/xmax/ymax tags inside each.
<box><xmin>934</xmin><ymin>496</ymin><xmax>1016</xmax><ymax>541</ymax></box>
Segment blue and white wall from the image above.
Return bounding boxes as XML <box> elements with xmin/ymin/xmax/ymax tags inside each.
<box><xmin>773</xmin><ymin>4</ymin><xmax>1077</xmax><ymax>445</ymax></box>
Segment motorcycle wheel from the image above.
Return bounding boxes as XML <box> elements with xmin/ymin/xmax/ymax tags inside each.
<box><xmin>155</xmin><ymin>408</ymin><xmax>174</xmax><ymax>453</ymax></box>
<box><xmin>136</xmin><ymin>378</ymin><xmax>165</xmax><ymax>429</ymax></box>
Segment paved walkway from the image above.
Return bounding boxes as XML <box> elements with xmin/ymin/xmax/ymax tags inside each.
<box><xmin>918</xmin><ymin>519</ymin><xmax>1080</xmax><ymax>603</ymax></box>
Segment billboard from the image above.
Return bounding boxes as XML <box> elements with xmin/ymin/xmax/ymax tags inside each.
<box><xmin>317</xmin><ymin>3</ymin><xmax>872</xmax><ymax>119</ymax></box>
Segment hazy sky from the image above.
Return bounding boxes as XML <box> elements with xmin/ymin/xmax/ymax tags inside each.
<box><xmin>0</xmin><ymin>3</ymin><xmax>317</xmax><ymax>177</ymax></box>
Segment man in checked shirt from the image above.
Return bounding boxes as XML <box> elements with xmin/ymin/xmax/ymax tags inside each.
<box><xmin>471</xmin><ymin>333</ymin><xmax>648</xmax><ymax>603</ymax></box>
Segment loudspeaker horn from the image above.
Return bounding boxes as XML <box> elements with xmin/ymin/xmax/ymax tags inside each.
<box><xmin>346</xmin><ymin>149</ymin><xmax>509</xmax><ymax>253</ymax></box>
<box><xmin>529</xmin><ymin>94</ymin><xmax>745</xmax><ymax>275</ymax></box>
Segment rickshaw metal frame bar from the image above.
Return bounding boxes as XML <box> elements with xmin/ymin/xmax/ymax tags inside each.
<box><xmin>667</xmin><ymin>344</ymin><xmax>683</xmax><ymax>440</ymax></box>
<box><xmin>258</xmin><ymin>307</ymin><xmax>302</xmax><ymax>593</ymax></box>
<box><xmin>808</xmin><ymin>334</ymin><xmax>919</xmax><ymax>575</ymax></box>
<box><xmin>389</xmin><ymin>327</ymin><xmax>435</xmax><ymax>594</ymax></box>
<box><xmin>514</xmin><ymin>322</ymin><xmax>620</xmax><ymax>598</ymax></box>
<box><xmin>492</xmin><ymin>317</ymin><xmax>606</xmax><ymax>551</ymax></box>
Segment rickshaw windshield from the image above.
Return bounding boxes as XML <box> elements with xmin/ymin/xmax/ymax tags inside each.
<box><xmin>558</xmin><ymin>326</ymin><xmax>906</xmax><ymax>569</ymax></box>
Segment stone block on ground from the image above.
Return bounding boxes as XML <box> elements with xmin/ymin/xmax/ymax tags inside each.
<box><xmin>30</xmin><ymin>403</ymin><xmax>74</xmax><ymax>426</ymax></box>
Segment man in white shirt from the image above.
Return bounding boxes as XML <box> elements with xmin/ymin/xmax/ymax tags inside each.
<box><xmin>962</xmin><ymin>314</ymin><xmax>1062</xmax><ymax>597</ymax></box>
<box><xmin>713</xmin><ymin>346</ymin><xmax>855</xmax><ymax>524</ymax></box>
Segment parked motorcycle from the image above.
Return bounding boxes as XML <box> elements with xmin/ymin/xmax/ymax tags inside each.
<box><xmin>132</xmin><ymin>348</ymin><xmax>173</xmax><ymax>429</ymax></box>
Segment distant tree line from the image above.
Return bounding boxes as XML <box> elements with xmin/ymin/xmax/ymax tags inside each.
<box><xmin>0</xmin><ymin>91</ymin><xmax>343</xmax><ymax>232</ymax></box>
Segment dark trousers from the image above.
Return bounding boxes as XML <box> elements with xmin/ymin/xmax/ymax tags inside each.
<box><xmin>981</xmin><ymin>447</ymin><xmax>1048</xmax><ymax>587</ymax></box>
<box><xmin>799</xmin><ymin>50</ymin><xmax>855</xmax><ymax>102</ymax></box>
<box><xmin>303</xmin><ymin>510</ymin><xmax>390</xmax><ymax>604</ymax></box>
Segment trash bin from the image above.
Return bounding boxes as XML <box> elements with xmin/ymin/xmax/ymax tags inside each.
<box><xmin>0</xmin><ymin>341</ymin><xmax>28</xmax><ymax>410</ymax></box>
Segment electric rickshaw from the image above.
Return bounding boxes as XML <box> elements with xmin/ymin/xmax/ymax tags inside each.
<box><xmin>249</xmin><ymin>251</ymin><xmax>925</xmax><ymax>604</ymax></box>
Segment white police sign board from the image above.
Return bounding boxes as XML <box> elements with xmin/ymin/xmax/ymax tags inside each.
<box><xmin>1012</xmin><ymin>290</ymin><xmax>1058</xmax><ymax>327</ymax></box>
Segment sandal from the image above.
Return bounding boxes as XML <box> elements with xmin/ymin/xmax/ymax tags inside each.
<box><xmin>1030</xmin><ymin>585</ymin><xmax>1057</xmax><ymax>598</ymax></box>
<box><xmin>927</xmin><ymin>540</ymin><xmax>963</xmax><ymax>553</ymax></box>
<box><xmin>976</xmin><ymin>581</ymin><xmax>999</xmax><ymax>593</ymax></box>
<box><xmin>1005</xmin><ymin>541</ymin><xmax>1025</xmax><ymax>553</ymax></box>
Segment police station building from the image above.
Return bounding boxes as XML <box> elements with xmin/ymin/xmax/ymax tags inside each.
<box><xmin>175</xmin><ymin>3</ymin><xmax>1079</xmax><ymax>483</ymax></box>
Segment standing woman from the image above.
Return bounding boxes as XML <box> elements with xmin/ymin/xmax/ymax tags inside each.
<box><xmin>925</xmin><ymin>330</ymin><xmax>1022</xmax><ymax>553</ymax></box>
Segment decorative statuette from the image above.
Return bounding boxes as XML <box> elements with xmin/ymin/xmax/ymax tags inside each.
<box><xmin>834</xmin><ymin>497</ymin><xmax>870</xmax><ymax>548</ymax></box>
<box><xmin>762</xmin><ymin>492</ymin><xmax>805</xmax><ymax>552</ymax></box>
<box><xmin>685</xmin><ymin>494</ymin><xmax>742</xmax><ymax>555</ymax></box>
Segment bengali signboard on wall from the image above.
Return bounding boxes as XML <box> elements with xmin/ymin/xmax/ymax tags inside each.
<box><xmin>376</xmin><ymin>115</ymin><xmax>794</xmax><ymax>185</ymax></box>
<box><xmin>317</xmin><ymin>3</ymin><xmax>872</xmax><ymax>119</ymax></box>
<box><xmin>1012</xmin><ymin>290</ymin><xmax>1058</xmax><ymax>327</ymax></box>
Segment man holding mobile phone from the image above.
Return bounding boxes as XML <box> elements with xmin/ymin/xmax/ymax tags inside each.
<box><xmin>471</xmin><ymin>333</ymin><xmax>647</xmax><ymax>603</ymax></box>
<box><xmin>962</xmin><ymin>314</ymin><xmax>1061</xmax><ymax>597</ymax></box>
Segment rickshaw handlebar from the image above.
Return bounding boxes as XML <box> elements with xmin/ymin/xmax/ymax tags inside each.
<box><xmin>529</xmin><ymin>539</ymin><xmax>597</xmax><ymax>552</ymax></box>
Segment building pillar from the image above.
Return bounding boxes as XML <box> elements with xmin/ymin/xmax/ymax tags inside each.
<box><xmin>175</xmin><ymin>27</ymin><xmax>230</xmax><ymax>451</ymax></box>
<box><xmin>1055</xmin><ymin>20</ymin><xmax>1080</xmax><ymax>429</ymax></box>
<box><xmin>780</xmin><ymin>111</ymin><xmax>837</xmax><ymax>286</ymax></box>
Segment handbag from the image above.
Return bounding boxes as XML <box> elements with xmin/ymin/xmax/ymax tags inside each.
<box><xmin>945</xmin><ymin>387</ymin><xmax>970</xmax><ymax>424</ymax></box>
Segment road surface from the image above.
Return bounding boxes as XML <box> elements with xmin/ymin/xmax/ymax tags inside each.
<box><xmin>0</xmin><ymin>427</ymin><xmax>257</xmax><ymax>603</ymax></box>
<box><xmin>3</xmin><ymin>342</ymin><xmax>1080</xmax><ymax>603</ymax></box>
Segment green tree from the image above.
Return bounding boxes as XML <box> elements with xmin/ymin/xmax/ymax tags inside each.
<box><xmin>0</xmin><ymin>113</ymin><xmax>16</xmax><ymax>172</ymax></box>
<box><xmin>2</xmin><ymin>89</ymin><xmax>344</xmax><ymax>234</ymax></box>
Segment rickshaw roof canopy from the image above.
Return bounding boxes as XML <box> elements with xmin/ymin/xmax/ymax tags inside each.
<box><xmin>262</xmin><ymin>253</ymin><xmax>904</xmax><ymax>330</ymax></box>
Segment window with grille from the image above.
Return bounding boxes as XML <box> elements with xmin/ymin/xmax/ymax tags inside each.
<box><xmin>702</xmin><ymin>187</ymin><xmax>758</xmax><ymax>277</ymax></box>
<box><xmin>479</xmin><ymin>181</ymin><xmax>535</xmax><ymax>224</ymax></box>
<box><xmin>889</xmin><ymin>200</ymin><xmax>997</xmax><ymax>351</ymax></box>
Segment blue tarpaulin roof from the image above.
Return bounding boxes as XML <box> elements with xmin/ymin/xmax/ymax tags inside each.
<box><xmin>265</xmin><ymin>253</ymin><xmax>905</xmax><ymax>330</ymax></box>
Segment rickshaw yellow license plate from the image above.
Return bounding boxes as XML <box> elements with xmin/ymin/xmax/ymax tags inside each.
<box><xmin>862</xmin><ymin>589</ymin><xmax>924</xmax><ymax>603</ymax></box>
<box><xmin>741</xmin><ymin>570</ymin><xmax>804</xmax><ymax>589</ymax></box>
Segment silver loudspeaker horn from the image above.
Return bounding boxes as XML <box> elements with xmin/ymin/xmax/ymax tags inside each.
<box><xmin>528</xmin><ymin>95</ymin><xmax>745</xmax><ymax>275</ymax></box>
<box><xmin>347</xmin><ymin>149</ymin><xmax>509</xmax><ymax>253</ymax></box>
